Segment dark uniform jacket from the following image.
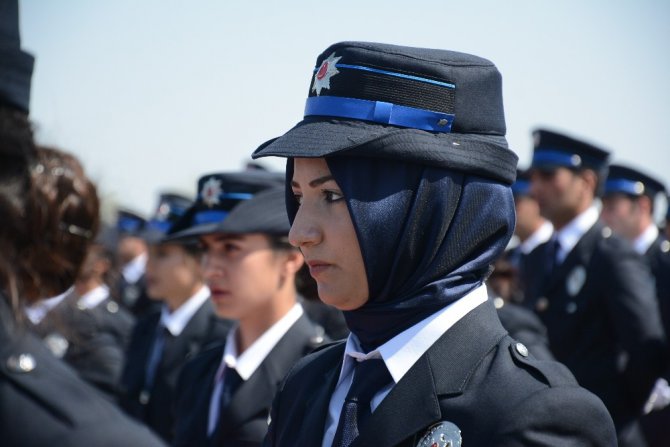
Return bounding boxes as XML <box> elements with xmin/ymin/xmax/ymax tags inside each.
<box><xmin>0</xmin><ymin>296</ymin><xmax>165</xmax><ymax>447</ymax></box>
<box><xmin>494</xmin><ymin>299</ymin><xmax>554</xmax><ymax>361</ymax></box>
<box><xmin>523</xmin><ymin>222</ymin><xmax>667</xmax><ymax>432</ymax></box>
<box><xmin>120</xmin><ymin>299</ymin><xmax>230</xmax><ymax>442</ymax></box>
<box><xmin>645</xmin><ymin>236</ymin><xmax>670</xmax><ymax>338</ymax></box>
<box><xmin>264</xmin><ymin>300</ymin><xmax>616</xmax><ymax>446</ymax></box>
<box><xmin>173</xmin><ymin>313</ymin><xmax>325</xmax><ymax>447</ymax></box>
<box><xmin>28</xmin><ymin>288</ymin><xmax>134</xmax><ymax>398</ymax></box>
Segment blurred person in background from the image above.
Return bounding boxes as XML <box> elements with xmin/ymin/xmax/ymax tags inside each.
<box><xmin>120</xmin><ymin>192</ymin><xmax>231</xmax><ymax>442</ymax></box>
<box><xmin>24</xmin><ymin>146</ymin><xmax>134</xmax><ymax>399</ymax></box>
<box><xmin>526</xmin><ymin>129</ymin><xmax>666</xmax><ymax>446</ymax></box>
<box><xmin>0</xmin><ymin>2</ymin><xmax>164</xmax><ymax>443</ymax></box>
<box><xmin>601</xmin><ymin>164</ymin><xmax>670</xmax><ymax>447</ymax></box>
<box><xmin>170</xmin><ymin>173</ymin><xmax>326</xmax><ymax>447</ymax></box>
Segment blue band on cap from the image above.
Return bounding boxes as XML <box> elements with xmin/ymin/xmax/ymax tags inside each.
<box><xmin>304</xmin><ymin>96</ymin><xmax>454</xmax><ymax>133</ymax></box>
<box><xmin>331</xmin><ymin>63</ymin><xmax>456</xmax><ymax>89</ymax></box>
<box><xmin>532</xmin><ymin>149</ymin><xmax>581</xmax><ymax>168</ymax></box>
<box><xmin>146</xmin><ymin>220</ymin><xmax>171</xmax><ymax>233</ymax></box>
<box><xmin>193</xmin><ymin>210</ymin><xmax>229</xmax><ymax>225</ymax></box>
<box><xmin>605</xmin><ymin>179</ymin><xmax>644</xmax><ymax>196</ymax></box>
<box><xmin>118</xmin><ymin>217</ymin><xmax>143</xmax><ymax>233</ymax></box>
<box><xmin>511</xmin><ymin>180</ymin><xmax>530</xmax><ymax>196</ymax></box>
<box><xmin>197</xmin><ymin>192</ymin><xmax>255</xmax><ymax>201</ymax></box>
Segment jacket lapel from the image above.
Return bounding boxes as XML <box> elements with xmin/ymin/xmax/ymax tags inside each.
<box><xmin>543</xmin><ymin>222</ymin><xmax>600</xmax><ymax>296</ymax></box>
<box><xmin>353</xmin><ymin>300</ymin><xmax>507</xmax><ymax>447</ymax></box>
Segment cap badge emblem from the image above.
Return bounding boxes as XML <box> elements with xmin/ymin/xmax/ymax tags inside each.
<box><xmin>312</xmin><ymin>52</ymin><xmax>342</xmax><ymax>96</ymax></box>
<box><xmin>201</xmin><ymin>177</ymin><xmax>223</xmax><ymax>208</ymax></box>
<box><xmin>566</xmin><ymin>265</ymin><xmax>587</xmax><ymax>297</ymax></box>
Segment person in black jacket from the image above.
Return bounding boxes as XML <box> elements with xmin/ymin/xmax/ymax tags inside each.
<box><xmin>120</xmin><ymin>192</ymin><xmax>231</xmax><ymax>442</ymax></box>
<box><xmin>525</xmin><ymin>129</ymin><xmax>667</xmax><ymax>447</ymax></box>
<box><xmin>600</xmin><ymin>164</ymin><xmax>670</xmax><ymax>446</ymax></box>
<box><xmin>0</xmin><ymin>3</ymin><xmax>164</xmax><ymax>442</ymax></box>
<box><xmin>170</xmin><ymin>173</ymin><xmax>326</xmax><ymax>447</ymax></box>
<box><xmin>251</xmin><ymin>41</ymin><xmax>616</xmax><ymax>447</ymax></box>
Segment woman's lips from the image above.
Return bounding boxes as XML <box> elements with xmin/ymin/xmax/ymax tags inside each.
<box><xmin>306</xmin><ymin>260</ymin><xmax>333</xmax><ymax>278</ymax></box>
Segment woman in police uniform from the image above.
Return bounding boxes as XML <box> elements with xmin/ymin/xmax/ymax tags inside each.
<box><xmin>252</xmin><ymin>41</ymin><xmax>617</xmax><ymax>447</ymax></box>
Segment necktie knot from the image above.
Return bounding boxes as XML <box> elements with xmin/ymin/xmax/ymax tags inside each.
<box><xmin>333</xmin><ymin>358</ymin><xmax>393</xmax><ymax>447</ymax></box>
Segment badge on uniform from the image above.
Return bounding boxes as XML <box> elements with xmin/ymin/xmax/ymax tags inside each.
<box><xmin>416</xmin><ymin>421</ymin><xmax>461</xmax><ymax>447</ymax></box>
<box><xmin>44</xmin><ymin>332</ymin><xmax>69</xmax><ymax>358</ymax></box>
<box><xmin>566</xmin><ymin>265</ymin><xmax>586</xmax><ymax>297</ymax></box>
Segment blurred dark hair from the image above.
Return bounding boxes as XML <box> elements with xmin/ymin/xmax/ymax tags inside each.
<box><xmin>0</xmin><ymin>136</ymin><xmax>100</xmax><ymax>307</ymax></box>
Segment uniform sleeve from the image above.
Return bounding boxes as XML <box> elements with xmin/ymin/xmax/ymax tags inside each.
<box><xmin>598</xmin><ymin>240</ymin><xmax>667</xmax><ymax>409</ymax></box>
<box><xmin>495</xmin><ymin>385</ymin><xmax>617</xmax><ymax>446</ymax></box>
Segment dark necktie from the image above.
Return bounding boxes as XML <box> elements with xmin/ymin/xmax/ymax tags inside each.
<box><xmin>219</xmin><ymin>365</ymin><xmax>243</xmax><ymax>412</ymax></box>
<box><xmin>545</xmin><ymin>236</ymin><xmax>562</xmax><ymax>279</ymax></box>
<box><xmin>140</xmin><ymin>325</ymin><xmax>171</xmax><ymax>404</ymax></box>
<box><xmin>332</xmin><ymin>358</ymin><xmax>393</xmax><ymax>447</ymax></box>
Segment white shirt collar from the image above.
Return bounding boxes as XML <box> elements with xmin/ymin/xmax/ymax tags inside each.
<box><xmin>520</xmin><ymin>220</ymin><xmax>554</xmax><ymax>254</ymax></box>
<box><xmin>555</xmin><ymin>205</ymin><xmax>599</xmax><ymax>263</ymax></box>
<box><xmin>338</xmin><ymin>284</ymin><xmax>489</xmax><ymax>386</ymax></box>
<box><xmin>160</xmin><ymin>285</ymin><xmax>210</xmax><ymax>336</ymax></box>
<box><xmin>24</xmin><ymin>286</ymin><xmax>74</xmax><ymax>324</ymax></box>
<box><xmin>121</xmin><ymin>252</ymin><xmax>147</xmax><ymax>284</ymax></box>
<box><xmin>77</xmin><ymin>285</ymin><xmax>110</xmax><ymax>310</ymax></box>
<box><xmin>633</xmin><ymin>224</ymin><xmax>659</xmax><ymax>255</ymax></box>
<box><xmin>217</xmin><ymin>303</ymin><xmax>304</xmax><ymax>381</ymax></box>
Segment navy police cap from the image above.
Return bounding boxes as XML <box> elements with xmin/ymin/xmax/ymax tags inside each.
<box><xmin>166</xmin><ymin>170</ymin><xmax>284</xmax><ymax>240</ymax></box>
<box><xmin>116</xmin><ymin>209</ymin><xmax>147</xmax><ymax>236</ymax></box>
<box><xmin>531</xmin><ymin>129</ymin><xmax>610</xmax><ymax>172</ymax></box>
<box><xmin>0</xmin><ymin>0</ymin><xmax>34</xmax><ymax>113</ymax></box>
<box><xmin>252</xmin><ymin>41</ymin><xmax>518</xmax><ymax>185</ymax></box>
<box><xmin>511</xmin><ymin>169</ymin><xmax>531</xmax><ymax>197</ymax></box>
<box><xmin>142</xmin><ymin>192</ymin><xmax>194</xmax><ymax>244</ymax></box>
<box><xmin>604</xmin><ymin>164</ymin><xmax>666</xmax><ymax>199</ymax></box>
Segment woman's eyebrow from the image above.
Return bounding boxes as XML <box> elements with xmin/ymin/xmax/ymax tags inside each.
<box><xmin>291</xmin><ymin>175</ymin><xmax>335</xmax><ymax>188</ymax></box>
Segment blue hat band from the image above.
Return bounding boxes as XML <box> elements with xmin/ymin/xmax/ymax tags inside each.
<box><xmin>196</xmin><ymin>192</ymin><xmax>255</xmax><ymax>201</ymax></box>
<box><xmin>511</xmin><ymin>179</ymin><xmax>530</xmax><ymax>196</ymax></box>
<box><xmin>605</xmin><ymin>179</ymin><xmax>644</xmax><ymax>196</ymax></box>
<box><xmin>304</xmin><ymin>96</ymin><xmax>454</xmax><ymax>133</ymax></box>
<box><xmin>118</xmin><ymin>217</ymin><xmax>143</xmax><ymax>233</ymax></box>
<box><xmin>193</xmin><ymin>210</ymin><xmax>229</xmax><ymax>225</ymax></box>
<box><xmin>146</xmin><ymin>219</ymin><xmax>172</xmax><ymax>233</ymax></box>
<box><xmin>532</xmin><ymin>149</ymin><xmax>582</xmax><ymax>168</ymax></box>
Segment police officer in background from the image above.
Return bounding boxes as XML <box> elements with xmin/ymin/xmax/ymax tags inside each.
<box><xmin>24</xmin><ymin>151</ymin><xmax>135</xmax><ymax>399</ymax></box>
<box><xmin>525</xmin><ymin>129</ymin><xmax>667</xmax><ymax>447</ymax></box>
<box><xmin>601</xmin><ymin>164</ymin><xmax>670</xmax><ymax>446</ymax></box>
<box><xmin>116</xmin><ymin>208</ymin><xmax>161</xmax><ymax>317</ymax></box>
<box><xmin>171</xmin><ymin>172</ymin><xmax>326</xmax><ymax>447</ymax></box>
<box><xmin>120</xmin><ymin>192</ymin><xmax>230</xmax><ymax>442</ymax></box>
<box><xmin>0</xmin><ymin>2</ymin><xmax>164</xmax><ymax>441</ymax></box>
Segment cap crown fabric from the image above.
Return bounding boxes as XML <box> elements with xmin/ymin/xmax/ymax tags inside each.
<box><xmin>253</xmin><ymin>41</ymin><xmax>518</xmax><ymax>185</ymax></box>
<box><xmin>604</xmin><ymin>164</ymin><xmax>666</xmax><ymax>199</ymax></box>
<box><xmin>531</xmin><ymin>129</ymin><xmax>610</xmax><ymax>172</ymax></box>
<box><xmin>0</xmin><ymin>0</ymin><xmax>34</xmax><ymax>113</ymax></box>
<box><xmin>167</xmin><ymin>171</ymin><xmax>285</xmax><ymax>238</ymax></box>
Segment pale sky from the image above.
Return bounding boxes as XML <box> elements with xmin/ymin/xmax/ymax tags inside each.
<box><xmin>20</xmin><ymin>0</ymin><xmax>670</xmax><ymax>221</ymax></box>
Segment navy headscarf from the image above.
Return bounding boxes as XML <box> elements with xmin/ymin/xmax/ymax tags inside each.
<box><xmin>286</xmin><ymin>156</ymin><xmax>515</xmax><ymax>352</ymax></box>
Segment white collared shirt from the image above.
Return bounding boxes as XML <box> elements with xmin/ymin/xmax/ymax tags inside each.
<box><xmin>321</xmin><ymin>285</ymin><xmax>489</xmax><ymax>447</ymax></box>
<box><xmin>24</xmin><ymin>287</ymin><xmax>74</xmax><ymax>325</ymax></box>
<box><xmin>121</xmin><ymin>252</ymin><xmax>147</xmax><ymax>284</ymax></box>
<box><xmin>77</xmin><ymin>285</ymin><xmax>110</xmax><ymax>310</ymax></box>
<box><xmin>207</xmin><ymin>303</ymin><xmax>304</xmax><ymax>435</ymax></box>
<box><xmin>555</xmin><ymin>206</ymin><xmax>599</xmax><ymax>264</ymax></box>
<box><xmin>633</xmin><ymin>224</ymin><xmax>659</xmax><ymax>256</ymax></box>
<box><xmin>159</xmin><ymin>286</ymin><xmax>210</xmax><ymax>337</ymax></box>
<box><xmin>520</xmin><ymin>221</ymin><xmax>554</xmax><ymax>255</ymax></box>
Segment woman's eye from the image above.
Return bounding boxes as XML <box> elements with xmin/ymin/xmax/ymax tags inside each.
<box><xmin>324</xmin><ymin>190</ymin><xmax>344</xmax><ymax>203</ymax></box>
<box><xmin>223</xmin><ymin>243</ymin><xmax>240</xmax><ymax>253</ymax></box>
